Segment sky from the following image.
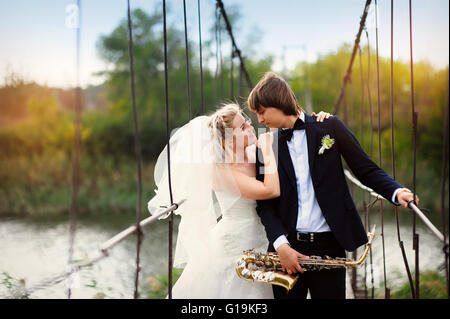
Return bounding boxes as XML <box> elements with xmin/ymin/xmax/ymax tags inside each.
<box><xmin>0</xmin><ymin>0</ymin><xmax>448</xmax><ymax>88</ymax></box>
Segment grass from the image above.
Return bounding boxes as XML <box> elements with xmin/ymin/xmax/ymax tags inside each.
<box><xmin>143</xmin><ymin>268</ymin><xmax>184</xmax><ymax>299</ymax></box>
<box><xmin>389</xmin><ymin>270</ymin><xmax>448</xmax><ymax>299</ymax></box>
<box><xmin>372</xmin><ymin>270</ymin><xmax>449</xmax><ymax>299</ymax></box>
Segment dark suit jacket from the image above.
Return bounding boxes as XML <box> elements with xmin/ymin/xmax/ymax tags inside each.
<box><xmin>255</xmin><ymin>114</ymin><xmax>402</xmax><ymax>252</ymax></box>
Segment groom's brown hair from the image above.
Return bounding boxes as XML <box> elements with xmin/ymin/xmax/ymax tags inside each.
<box><xmin>247</xmin><ymin>72</ymin><xmax>302</xmax><ymax>116</ymax></box>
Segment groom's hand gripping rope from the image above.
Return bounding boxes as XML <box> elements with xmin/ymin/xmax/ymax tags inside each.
<box><xmin>396</xmin><ymin>188</ymin><xmax>419</xmax><ymax>208</ymax></box>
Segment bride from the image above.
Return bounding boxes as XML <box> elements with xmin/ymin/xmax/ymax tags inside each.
<box><xmin>147</xmin><ymin>103</ymin><xmax>330</xmax><ymax>299</ymax></box>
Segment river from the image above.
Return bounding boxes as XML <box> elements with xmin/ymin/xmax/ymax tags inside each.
<box><xmin>0</xmin><ymin>209</ymin><xmax>446</xmax><ymax>299</ymax></box>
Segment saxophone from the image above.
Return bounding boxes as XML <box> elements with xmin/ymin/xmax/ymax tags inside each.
<box><xmin>235</xmin><ymin>225</ymin><xmax>376</xmax><ymax>291</ymax></box>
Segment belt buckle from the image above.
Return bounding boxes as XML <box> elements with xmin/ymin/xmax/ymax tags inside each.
<box><xmin>297</xmin><ymin>232</ymin><xmax>314</xmax><ymax>242</ymax></box>
<box><xmin>297</xmin><ymin>232</ymin><xmax>313</xmax><ymax>242</ymax></box>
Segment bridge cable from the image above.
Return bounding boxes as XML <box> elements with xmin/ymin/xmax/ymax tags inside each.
<box><xmin>389</xmin><ymin>0</ymin><xmax>416</xmax><ymax>299</ymax></box>
<box><xmin>408</xmin><ymin>0</ymin><xmax>420</xmax><ymax>299</ymax></box>
<box><xmin>67</xmin><ymin>0</ymin><xmax>82</xmax><ymax>300</ymax></box>
<box><xmin>334</xmin><ymin>0</ymin><xmax>372</xmax><ymax>115</ymax></box>
<box><xmin>374</xmin><ymin>0</ymin><xmax>390</xmax><ymax>298</ymax></box>
<box><xmin>162</xmin><ymin>0</ymin><xmax>175</xmax><ymax>299</ymax></box>
<box><xmin>197</xmin><ymin>0</ymin><xmax>205</xmax><ymax>114</ymax></box>
<box><xmin>126</xmin><ymin>0</ymin><xmax>145</xmax><ymax>299</ymax></box>
<box><xmin>365</xmin><ymin>30</ymin><xmax>374</xmax><ymax>159</ymax></box>
<box><xmin>365</xmin><ymin>28</ymin><xmax>375</xmax><ymax>299</ymax></box>
<box><xmin>216</xmin><ymin>0</ymin><xmax>253</xmax><ymax>89</ymax></box>
<box><xmin>230</xmin><ymin>46</ymin><xmax>234</xmax><ymax>100</ymax></box>
<box><xmin>440</xmin><ymin>89</ymin><xmax>449</xmax><ymax>293</ymax></box>
<box><xmin>219</xmin><ymin>9</ymin><xmax>224</xmax><ymax>101</ymax></box>
<box><xmin>183</xmin><ymin>0</ymin><xmax>192</xmax><ymax>120</ymax></box>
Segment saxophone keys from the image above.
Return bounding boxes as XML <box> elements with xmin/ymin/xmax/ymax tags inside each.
<box><xmin>241</xmin><ymin>268</ymin><xmax>251</xmax><ymax>279</ymax></box>
<box><xmin>247</xmin><ymin>262</ymin><xmax>257</xmax><ymax>270</ymax></box>
<box><xmin>266</xmin><ymin>272</ymin><xmax>276</xmax><ymax>282</ymax></box>
<box><xmin>252</xmin><ymin>270</ymin><xmax>263</xmax><ymax>281</ymax></box>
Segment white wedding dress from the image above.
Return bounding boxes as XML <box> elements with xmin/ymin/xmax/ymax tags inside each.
<box><xmin>147</xmin><ymin>115</ymin><xmax>273</xmax><ymax>299</ymax></box>
<box><xmin>171</xmin><ymin>190</ymin><xmax>274</xmax><ymax>299</ymax></box>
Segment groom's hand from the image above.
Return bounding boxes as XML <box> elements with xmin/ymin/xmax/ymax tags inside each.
<box><xmin>276</xmin><ymin>243</ymin><xmax>309</xmax><ymax>275</ymax></box>
<box><xmin>396</xmin><ymin>188</ymin><xmax>420</xmax><ymax>208</ymax></box>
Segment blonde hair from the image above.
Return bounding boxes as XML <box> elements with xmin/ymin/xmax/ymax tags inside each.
<box><xmin>208</xmin><ymin>103</ymin><xmax>242</xmax><ymax>164</ymax></box>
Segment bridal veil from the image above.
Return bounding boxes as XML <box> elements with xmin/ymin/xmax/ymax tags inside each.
<box><xmin>147</xmin><ymin>115</ymin><xmax>241</xmax><ymax>268</ymax></box>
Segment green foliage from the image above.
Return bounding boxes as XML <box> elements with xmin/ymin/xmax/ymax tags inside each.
<box><xmin>0</xmin><ymin>151</ymin><xmax>157</xmax><ymax>216</ymax></box>
<box><xmin>144</xmin><ymin>268</ymin><xmax>183</xmax><ymax>299</ymax></box>
<box><xmin>388</xmin><ymin>270</ymin><xmax>448</xmax><ymax>299</ymax></box>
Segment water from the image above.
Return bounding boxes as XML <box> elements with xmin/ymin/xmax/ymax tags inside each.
<box><xmin>0</xmin><ymin>210</ymin><xmax>446</xmax><ymax>299</ymax></box>
<box><xmin>0</xmin><ymin>214</ymin><xmax>176</xmax><ymax>299</ymax></box>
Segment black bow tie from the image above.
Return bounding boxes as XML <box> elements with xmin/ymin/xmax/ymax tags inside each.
<box><xmin>280</xmin><ymin>117</ymin><xmax>305</xmax><ymax>141</ymax></box>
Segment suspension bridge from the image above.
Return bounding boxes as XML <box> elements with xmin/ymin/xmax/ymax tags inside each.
<box><xmin>1</xmin><ymin>0</ymin><xmax>448</xmax><ymax>300</ymax></box>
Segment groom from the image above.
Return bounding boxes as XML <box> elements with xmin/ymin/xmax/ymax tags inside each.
<box><xmin>249</xmin><ymin>72</ymin><xmax>418</xmax><ymax>299</ymax></box>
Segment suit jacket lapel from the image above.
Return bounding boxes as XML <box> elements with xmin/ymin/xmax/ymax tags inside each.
<box><xmin>304</xmin><ymin>114</ymin><xmax>317</xmax><ymax>174</ymax></box>
<box><xmin>277</xmin><ymin>130</ymin><xmax>297</xmax><ymax>189</ymax></box>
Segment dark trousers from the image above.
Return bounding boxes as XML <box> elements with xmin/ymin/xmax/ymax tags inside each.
<box><xmin>273</xmin><ymin>232</ymin><xmax>347</xmax><ymax>299</ymax></box>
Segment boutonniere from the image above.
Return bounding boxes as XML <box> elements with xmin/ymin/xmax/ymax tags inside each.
<box><xmin>318</xmin><ymin>135</ymin><xmax>335</xmax><ymax>155</ymax></box>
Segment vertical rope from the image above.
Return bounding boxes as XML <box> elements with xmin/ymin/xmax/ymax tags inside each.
<box><xmin>349</xmin><ymin>73</ymin><xmax>357</xmax><ymax>293</ymax></box>
<box><xmin>183</xmin><ymin>0</ymin><xmax>192</xmax><ymax>120</ymax></box>
<box><xmin>357</xmin><ymin>44</ymin><xmax>369</xmax><ymax>298</ymax></box>
<box><xmin>357</xmin><ymin>45</ymin><xmax>367</xmax><ymax>298</ymax></box>
<box><xmin>363</xmin><ymin>202</ymin><xmax>368</xmax><ymax>298</ymax></box>
<box><xmin>374</xmin><ymin>0</ymin><xmax>389</xmax><ymax>299</ymax></box>
<box><xmin>238</xmin><ymin>61</ymin><xmax>243</xmax><ymax>103</ymax></box>
<box><xmin>197</xmin><ymin>0</ymin><xmax>205</xmax><ymax>114</ymax></box>
<box><xmin>350</xmin><ymin>73</ymin><xmax>355</xmax><ymax>133</ymax></box>
<box><xmin>348</xmin><ymin>73</ymin><xmax>358</xmax><ymax>295</ymax></box>
<box><xmin>440</xmin><ymin>89</ymin><xmax>449</xmax><ymax>293</ymax></box>
<box><xmin>358</xmin><ymin>45</ymin><xmax>367</xmax><ymax>213</ymax></box>
<box><xmin>364</xmin><ymin>26</ymin><xmax>375</xmax><ymax>299</ymax></box>
<box><xmin>367</xmin><ymin>203</ymin><xmax>375</xmax><ymax>298</ymax></box>
<box><xmin>214</xmin><ymin>6</ymin><xmax>219</xmax><ymax>104</ymax></box>
<box><xmin>216</xmin><ymin>0</ymin><xmax>253</xmax><ymax>89</ymax></box>
<box><xmin>162</xmin><ymin>0</ymin><xmax>175</xmax><ymax>299</ymax></box>
<box><xmin>126</xmin><ymin>0</ymin><xmax>144</xmax><ymax>299</ymax></box>
<box><xmin>389</xmin><ymin>0</ymin><xmax>396</xmax><ymax>181</ymax></box>
<box><xmin>333</xmin><ymin>0</ymin><xmax>373</xmax><ymax>114</ymax></box>
<box><xmin>230</xmin><ymin>47</ymin><xmax>234</xmax><ymax>100</ymax></box>
<box><xmin>218</xmin><ymin>12</ymin><xmax>224</xmax><ymax>101</ymax></box>
<box><xmin>365</xmin><ymin>30</ymin><xmax>374</xmax><ymax>158</ymax></box>
<box><xmin>390</xmin><ymin>0</ymin><xmax>416</xmax><ymax>299</ymax></box>
<box><xmin>408</xmin><ymin>0</ymin><xmax>420</xmax><ymax>299</ymax></box>
<box><xmin>343</xmin><ymin>87</ymin><xmax>348</xmax><ymax>124</ymax></box>
<box><xmin>358</xmin><ymin>46</ymin><xmax>365</xmax><ymax>152</ymax></box>
<box><xmin>67</xmin><ymin>0</ymin><xmax>82</xmax><ymax>300</ymax></box>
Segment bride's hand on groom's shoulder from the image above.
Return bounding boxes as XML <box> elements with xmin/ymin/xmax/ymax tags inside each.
<box><xmin>311</xmin><ymin>111</ymin><xmax>333</xmax><ymax>122</ymax></box>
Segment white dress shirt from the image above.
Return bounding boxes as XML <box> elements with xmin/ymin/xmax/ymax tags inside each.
<box><xmin>273</xmin><ymin>112</ymin><xmax>402</xmax><ymax>250</ymax></box>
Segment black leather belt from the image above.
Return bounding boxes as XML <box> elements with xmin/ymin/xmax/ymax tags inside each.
<box><xmin>291</xmin><ymin>231</ymin><xmax>335</xmax><ymax>243</ymax></box>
